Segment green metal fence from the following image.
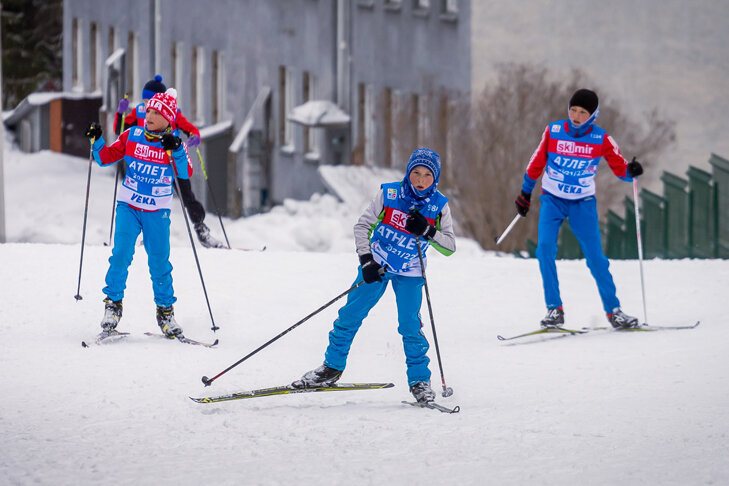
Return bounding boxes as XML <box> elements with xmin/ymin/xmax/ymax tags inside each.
<box><xmin>710</xmin><ymin>153</ymin><xmax>729</xmax><ymax>258</ymax></box>
<box><xmin>526</xmin><ymin>153</ymin><xmax>728</xmax><ymax>260</ymax></box>
<box><xmin>687</xmin><ymin>166</ymin><xmax>713</xmax><ymax>257</ymax></box>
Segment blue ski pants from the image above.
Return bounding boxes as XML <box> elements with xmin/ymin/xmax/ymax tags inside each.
<box><xmin>103</xmin><ymin>202</ymin><xmax>176</xmax><ymax>307</ymax></box>
<box><xmin>324</xmin><ymin>267</ymin><xmax>431</xmax><ymax>386</ymax></box>
<box><xmin>536</xmin><ymin>192</ymin><xmax>620</xmax><ymax>314</ymax></box>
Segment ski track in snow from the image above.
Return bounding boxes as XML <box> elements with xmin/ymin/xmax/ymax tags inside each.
<box><xmin>1</xmin><ymin>147</ymin><xmax>729</xmax><ymax>484</ymax></box>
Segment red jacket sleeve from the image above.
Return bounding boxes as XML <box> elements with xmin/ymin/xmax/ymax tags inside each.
<box><xmin>601</xmin><ymin>133</ymin><xmax>629</xmax><ymax>179</ymax></box>
<box><xmin>525</xmin><ymin>125</ymin><xmax>550</xmax><ymax>181</ymax></box>
<box><xmin>96</xmin><ymin>131</ymin><xmax>129</xmax><ymax>166</ymax></box>
<box><xmin>174</xmin><ymin>110</ymin><xmax>200</xmax><ymax>137</ymax></box>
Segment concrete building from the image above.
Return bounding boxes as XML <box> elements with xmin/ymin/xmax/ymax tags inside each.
<box><xmin>61</xmin><ymin>0</ymin><xmax>471</xmax><ymax>217</ymax></box>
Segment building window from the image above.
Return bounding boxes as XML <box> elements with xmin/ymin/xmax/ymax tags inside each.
<box><xmin>442</xmin><ymin>0</ymin><xmax>457</xmax><ymax>12</ymax></box>
<box><xmin>90</xmin><ymin>23</ymin><xmax>100</xmax><ymax>91</ymax></box>
<box><xmin>170</xmin><ymin>42</ymin><xmax>177</xmax><ymax>88</ymax></box>
<box><xmin>413</xmin><ymin>0</ymin><xmax>430</xmax><ymax>16</ymax></box>
<box><xmin>190</xmin><ymin>45</ymin><xmax>204</xmax><ymax>124</ymax></box>
<box><xmin>384</xmin><ymin>0</ymin><xmax>402</xmax><ymax>11</ymax></box>
<box><xmin>364</xmin><ymin>84</ymin><xmax>375</xmax><ymax>166</ymax></box>
<box><xmin>279</xmin><ymin>66</ymin><xmax>295</xmax><ymax>149</ymax></box>
<box><xmin>126</xmin><ymin>31</ymin><xmax>137</xmax><ymax>100</ymax></box>
<box><xmin>211</xmin><ymin>50</ymin><xmax>225</xmax><ymax>123</ymax></box>
<box><xmin>440</xmin><ymin>0</ymin><xmax>458</xmax><ymax>21</ymax></box>
<box><xmin>302</xmin><ymin>71</ymin><xmax>317</xmax><ymax>155</ymax></box>
<box><xmin>72</xmin><ymin>18</ymin><xmax>80</xmax><ymax>88</ymax></box>
<box><xmin>108</xmin><ymin>26</ymin><xmax>116</xmax><ymax>56</ymax></box>
<box><xmin>383</xmin><ymin>87</ymin><xmax>392</xmax><ymax>167</ymax></box>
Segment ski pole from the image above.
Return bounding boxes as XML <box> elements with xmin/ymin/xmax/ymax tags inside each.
<box><xmin>632</xmin><ymin>176</ymin><xmax>648</xmax><ymax>325</ymax></box>
<box><xmin>105</xmin><ymin>165</ymin><xmax>121</xmax><ymax>247</ymax></box>
<box><xmin>201</xmin><ymin>275</ymin><xmax>379</xmax><ymax>387</ymax></box>
<box><xmin>106</xmin><ymin>95</ymin><xmax>127</xmax><ymax>247</ymax></box>
<box><xmin>74</xmin><ymin>138</ymin><xmax>95</xmax><ymax>301</ymax></box>
<box><xmin>194</xmin><ymin>146</ymin><xmax>230</xmax><ymax>249</ymax></box>
<box><xmin>167</xmin><ymin>150</ymin><xmax>219</xmax><ymax>332</ymax></box>
<box><xmin>495</xmin><ymin>214</ymin><xmax>522</xmax><ymax>246</ymax></box>
<box><xmin>415</xmin><ymin>237</ymin><xmax>454</xmax><ymax>398</ymax></box>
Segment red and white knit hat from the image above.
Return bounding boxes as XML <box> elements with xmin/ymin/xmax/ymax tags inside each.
<box><xmin>147</xmin><ymin>91</ymin><xmax>177</xmax><ymax>124</ymax></box>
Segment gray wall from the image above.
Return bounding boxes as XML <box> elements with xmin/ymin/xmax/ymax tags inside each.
<box><xmin>63</xmin><ymin>0</ymin><xmax>471</xmax><ymax>210</ymax></box>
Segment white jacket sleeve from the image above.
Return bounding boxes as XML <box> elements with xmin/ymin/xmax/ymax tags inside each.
<box><xmin>353</xmin><ymin>189</ymin><xmax>385</xmax><ymax>257</ymax></box>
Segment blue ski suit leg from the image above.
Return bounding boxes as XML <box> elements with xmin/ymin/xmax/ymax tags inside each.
<box><xmin>536</xmin><ymin>193</ymin><xmax>619</xmax><ymax>313</ymax></box>
<box><xmin>103</xmin><ymin>203</ymin><xmax>175</xmax><ymax>307</ymax></box>
<box><xmin>324</xmin><ymin>269</ymin><xmax>431</xmax><ymax>385</ymax></box>
<box><xmin>103</xmin><ymin>203</ymin><xmax>142</xmax><ymax>302</ymax></box>
<box><xmin>140</xmin><ymin>208</ymin><xmax>175</xmax><ymax>307</ymax></box>
<box><xmin>567</xmin><ymin>196</ymin><xmax>620</xmax><ymax>313</ymax></box>
<box><xmin>324</xmin><ymin>267</ymin><xmax>389</xmax><ymax>371</ymax></box>
<box><xmin>535</xmin><ymin>193</ymin><xmax>565</xmax><ymax>310</ymax></box>
<box><xmin>391</xmin><ymin>275</ymin><xmax>431</xmax><ymax>385</ymax></box>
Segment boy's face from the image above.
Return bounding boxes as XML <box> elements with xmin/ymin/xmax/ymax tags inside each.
<box><xmin>569</xmin><ymin>106</ymin><xmax>591</xmax><ymax>126</ymax></box>
<box><xmin>146</xmin><ymin>108</ymin><xmax>169</xmax><ymax>132</ymax></box>
<box><xmin>409</xmin><ymin>166</ymin><xmax>434</xmax><ymax>192</ymax></box>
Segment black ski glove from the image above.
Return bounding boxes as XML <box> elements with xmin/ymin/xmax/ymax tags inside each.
<box><xmin>627</xmin><ymin>157</ymin><xmax>644</xmax><ymax>177</ymax></box>
<box><xmin>515</xmin><ymin>190</ymin><xmax>531</xmax><ymax>217</ymax></box>
<box><xmin>405</xmin><ymin>210</ymin><xmax>437</xmax><ymax>239</ymax></box>
<box><xmin>84</xmin><ymin>122</ymin><xmax>102</xmax><ymax>141</ymax></box>
<box><xmin>359</xmin><ymin>254</ymin><xmax>383</xmax><ymax>284</ymax></box>
<box><xmin>161</xmin><ymin>133</ymin><xmax>182</xmax><ymax>151</ymax></box>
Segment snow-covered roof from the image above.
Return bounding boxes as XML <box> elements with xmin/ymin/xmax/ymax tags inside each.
<box><xmin>287</xmin><ymin>100</ymin><xmax>350</xmax><ymax>127</ymax></box>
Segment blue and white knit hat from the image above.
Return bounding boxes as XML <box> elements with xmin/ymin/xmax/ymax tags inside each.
<box><xmin>406</xmin><ymin>148</ymin><xmax>441</xmax><ymax>184</ymax></box>
<box><xmin>402</xmin><ymin>148</ymin><xmax>441</xmax><ymax>206</ymax></box>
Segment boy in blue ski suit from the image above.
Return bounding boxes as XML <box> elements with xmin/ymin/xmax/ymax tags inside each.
<box><xmin>294</xmin><ymin>148</ymin><xmax>456</xmax><ymax>403</ymax></box>
<box><xmin>515</xmin><ymin>89</ymin><xmax>644</xmax><ymax>329</ymax></box>
<box><xmin>84</xmin><ymin>91</ymin><xmax>193</xmax><ymax>337</ymax></box>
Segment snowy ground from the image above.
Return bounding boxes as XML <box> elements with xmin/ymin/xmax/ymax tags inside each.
<box><xmin>1</xmin><ymin>145</ymin><xmax>728</xmax><ymax>485</ymax></box>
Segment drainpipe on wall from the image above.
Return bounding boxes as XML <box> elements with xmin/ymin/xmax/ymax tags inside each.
<box><xmin>153</xmin><ymin>0</ymin><xmax>162</xmax><ymax>74</ymax></box>
<box><xmin>0</xmin><ymin>1</ymin><xmax>6</xmax><ymax>243</ymax></box>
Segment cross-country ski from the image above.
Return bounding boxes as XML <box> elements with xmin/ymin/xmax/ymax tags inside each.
<box><xmin>191</xmin><ymin>383</ymin><xmax>394</xmax><ymax>404</ymax></box>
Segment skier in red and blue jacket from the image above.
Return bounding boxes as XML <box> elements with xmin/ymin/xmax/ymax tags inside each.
<box><xmin>294</xmin><ymin>148</ymin><xmax>456</xmax><ymax>404</ymax></box>
<box><xmin>114</xmin><ymin>75</ymin><xmax>224</xmax><ymax>248</ymax></box>
<box><xmin>84</xmin><ymin>91</ymin><xmax>193</xmax><ymax>338</ymax></box>
<box><xmin>515</xmin><ymin>89</ymin><xmax>644</xmax><ymax>329</ymax></box>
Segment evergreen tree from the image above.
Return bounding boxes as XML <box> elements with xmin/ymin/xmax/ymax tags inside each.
<box><xmin>1</xmin><ymin>0</ymin><xmax>62</xmax><ymax>109</ymax></box>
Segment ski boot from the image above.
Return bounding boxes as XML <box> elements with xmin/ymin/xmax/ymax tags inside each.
<box><xmin>100</xmin><ymin>298</ymin><xmax>123</xmax><ymax>331</ymax></box>
<box><xmin>608</xmin><ymin>308</ymin><xmax>639</xmax><ymax>329</ymax></box>
<box><xmin>156</xmin><ymin>305</ymin><xmax>183</xmax><ymax>337</ymax></box>
<box><xmin>194</xmin><ymin>222</ymin><xmax>225</xmax><ymax>249</ymax></box>
<box><xmin>540</xmin><ymin>307</ymin><xmax>564</xmax><ymax>328</ymax></box>
<box><xmin>292</xmin><ymin>364</ymin><xmax>343</xmax><ymax>388</ymax></box>
<box><xmin>409</xmin><ymin>381</ymin><xmax>436</xmax><ymax>403</ymax></box>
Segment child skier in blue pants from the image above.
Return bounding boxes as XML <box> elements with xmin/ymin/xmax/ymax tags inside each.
<box><xmin>84</xmin><ymin>90</ymin><xmax>193</xmax><ymax>337</ymax></box>
<box><xmin>294</xmin><ymin>148</ymin><xmax>456</xmax><ymax>403</ymax></box>
<box><xmin>514</xmin><ymin>88</ymin><xmax>644</xmax><ymax>329</ymax></box>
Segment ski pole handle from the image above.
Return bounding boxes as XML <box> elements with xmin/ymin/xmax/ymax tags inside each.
<box><xmin>495</xmin><ymin>214</ymin><xmax>522</xmax><ymax>246</ymax></box>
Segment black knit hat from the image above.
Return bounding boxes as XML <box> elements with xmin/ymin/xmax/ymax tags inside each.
<box><xmin>142</xmin><ymin>75</ymin><xmax>166</xmax><ymax>100</ymax></box>
<box><xmin>569</xmin><ymin>89</ymin><xmax>599</xmax><ymax>115</ymax></box>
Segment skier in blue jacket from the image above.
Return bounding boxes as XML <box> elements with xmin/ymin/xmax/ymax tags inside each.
<box><xmin>294</xmin><ymin>148</ymin><xmax>456</xmax><ymax>404</ymax></box>
<box><xmin>515</xmin><ymin>89</ymin><xmax>644</xmax><ymax>329</ymax></box>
